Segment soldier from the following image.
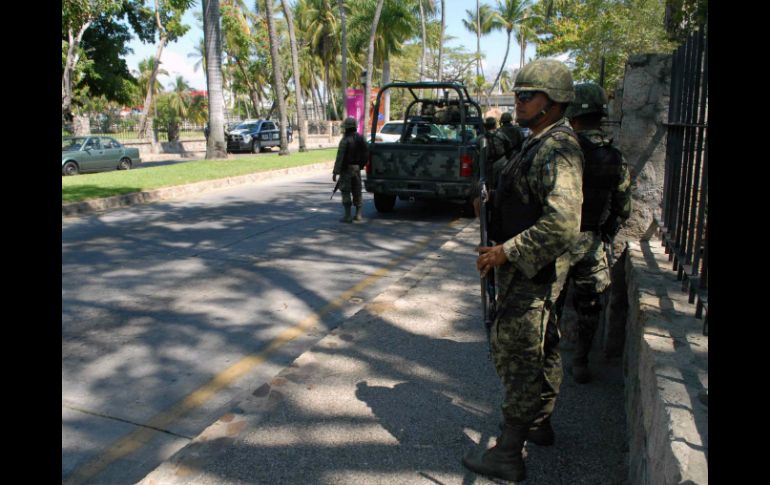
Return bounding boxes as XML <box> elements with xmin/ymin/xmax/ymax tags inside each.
<box><xmin>463</xmin><ymin>59</ymin><xmax>584</xmax><ymax>482</ymax></box>
<box><xmin>482</xmin><ymin>116</ymin><xmax>513</xmax><ymax>165</ymax></box>
<box><xmin>333</xmin><ymin>117</ymin><xmax>368</xmax><ymax>223</ymax></box>
<box><xmin>498</xmin><ymin>111</ymin><xmax>525</xmax><ymax>156</ymax></box>
<box><xmin>550</xmin><ymin>82</ymin><xmax>632</xmax><ymax>384</ymax></box>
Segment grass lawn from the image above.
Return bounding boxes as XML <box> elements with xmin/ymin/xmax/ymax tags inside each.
<box><xmin>62</xmin><ymin>149</ymin><xmax>337</xmax><ymax>203</ymax></box>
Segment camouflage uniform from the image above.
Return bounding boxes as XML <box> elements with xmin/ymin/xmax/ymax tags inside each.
<box><xmin>491</xmin><ymin>117</ymin><xmax>584</xmax><ymax>427</ymax></box>
<box><xmin>333</xmin><ymin>118</ymin><xmax>368</xmax><ymax>222</ymax></box>
<box><xmin>549</xmin><ymin>127</ymin><xmax>631</xmax><ymax>380</ymax></box>
<box><xmin>463</xmin><ymin>59</ymin><xmax>582</xmax><ymax>483</ymax></box>
<box><xmin>498</xmin><ymin>112</ymin><xmax>525</xmax><ymax>156</ymax></box>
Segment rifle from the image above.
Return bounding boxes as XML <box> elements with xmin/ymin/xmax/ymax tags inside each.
<box><xmin>477</xmin><ymin>136</ymin><xmax>497</xmax><ymax>351</ymax></box>
<box><xmin>330</xmin><ymin>178</ymin><xmax>341</xmax><ymax>199</ymax></box>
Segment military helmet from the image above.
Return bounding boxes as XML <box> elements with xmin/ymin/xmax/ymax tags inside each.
<box><xmin>343</xmin><ymin>117</ymin><xmax>357</xmax><ymax>130</ymax></box>
<box><xmin>565</xmin><ymin>82</ymin><xmax>608</xmax><ymax>119</ymax></box>
<box><xmin>500</xmin><ymin>112</ymin><xmax>513</xmax><ymax>124</ymax></box>
<box><xmin>513</xmin><ymin>59</ymin><xmax>575</xmax><ymax>103</ymax></box>
<box><xmin>484</xmin><ymin>116</ymin><xmax>497</xmax><ymax>129</ymax></box>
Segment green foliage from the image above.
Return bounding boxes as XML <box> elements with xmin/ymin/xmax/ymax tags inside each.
<box><xmin>664</xmin><ymin>0</ymin><xmax>707</xmax><ymax>42</ymax></box>
<box><xmin>536</xmin><ymin>0</ymin><xmax>677</xmax><ymax>89</ymax></box>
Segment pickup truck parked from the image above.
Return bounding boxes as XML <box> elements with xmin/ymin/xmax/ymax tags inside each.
<box><xmin>226</xmin><ymin>119</ymin><xmax>292</xmax><ymax>153</ymax></box>
<box><xmin>363</xmin><ymin>81</ymin><xmax>485</xmax><ymax>212</ymax></box>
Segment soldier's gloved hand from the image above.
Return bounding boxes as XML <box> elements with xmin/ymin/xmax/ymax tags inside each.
<box><xmin>332</xmin><ymin>174</ymin><xmax>337</xmax><ymax>182</ymax></box>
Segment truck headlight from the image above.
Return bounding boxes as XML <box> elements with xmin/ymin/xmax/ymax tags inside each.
<box><xmin>242</xmin><ymin>134</ymin><xmax>252</xmax><ymax>142</ymax></box>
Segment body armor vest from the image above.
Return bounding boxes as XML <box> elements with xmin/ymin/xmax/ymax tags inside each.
<box><xmin>343</xmin><ymin>133</ymin><xmax>367</xmax><ymax>168</ymax></box>
<box><xmin>490</xmin><ymin>125</ymin><xmax>577</xmax><ymax>283</ymax></box>
<box><xmin>577</xmin><ymin>133</ymin><xmax>624</xmax><ymax>231</ymax></box>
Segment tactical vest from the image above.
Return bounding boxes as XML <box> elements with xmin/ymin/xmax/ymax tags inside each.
<box><xmin>499</xmin><ymin>124</ymin><xmax>524</xmax><ymax>153</ymax></box>
<box><xmin>491</xmin><ymin>125</ymin><xmax>578</xmax><ymax>283</ymax></box>
<box><xmin>577</xmin><ymin>133</ymin><xmax>625</xmax><ymax>231</ymax></box>
<box><xmin>343</xmin><ymin>133</ymin><xmax>367</xmax><ymax>168</ymax></box>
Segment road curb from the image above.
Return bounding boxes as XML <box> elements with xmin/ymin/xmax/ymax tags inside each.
<box><xmin>62</xmin><ymin>161</ymin><xmax>335</xmax><ymax>218</ymax></box>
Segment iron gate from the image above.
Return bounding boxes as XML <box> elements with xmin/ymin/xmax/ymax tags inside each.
<box><xmin>658</xmin><ymin>26</ymin><xmax>708</xmax><ymax>335</ymax></box>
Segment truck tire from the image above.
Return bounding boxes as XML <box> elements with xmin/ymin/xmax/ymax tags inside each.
<box><xmin>374</xmin><ymin>194</ymin><xmax>396</xmax><ymax>213</ymax></box>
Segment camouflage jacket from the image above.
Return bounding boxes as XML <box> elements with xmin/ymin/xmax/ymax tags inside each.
<box><xmin>498</xmin><ymin>123</ymin><xmax>525</xmax><ymax>154</ymax></box>
<box><xmin>499</xmin><ymin>117</ymin><xmax>584</xmax><ymax>279</ymax></box>
<box><xmin>579</xmin><ymin>129</ymin><xmax>632</xmax><ymax>227</ymax></box>
<box><xmin>333</xmin><ymin>132</ymin><xmax>368</xmax><ymax>174</ymax></box>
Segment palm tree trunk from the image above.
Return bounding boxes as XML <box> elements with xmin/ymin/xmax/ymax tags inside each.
<box><xmin>476</xmin><ymin>0</ymin><xmax>481</xmax><ymax>80</ymax></box>
<box><xmin>281</xmin><ymin>0</ymin><xmax>307</xmax><ymax>150</ymax></box>
<box><xmin>487</xmin><ymin>30</ymin><xmax>512</xmax><ymax>99</ymax></box>
<box><xmin>338</xmin><ymin>0</ymin><xmax>348</xmax><ymax>120</ymax></box>
<box><xmin>363</xmin><ymin>0</ymin><xmax>384</xmax><ymax>142</ymax></box>
<box><xmin>203</xmin><ymin>0</ymin><xmax>227</xmax><ymax>159</ymax></box>
<box><xmin>264</xmin><ymin>0</ymin><xmax>289</xmax><ymax>155</ymax></box>
<box><xmin>438</xmin><ymin>0</ymin><xmax>445</xmax><ymax>83</ymax></box>
<box><xmin>520</xmin><ymin>30</ymin><xmax>526</xmax><ymax>69</ymax></box>
<box><xmin>137</xmin><ymin>35</ymin><xmax>167</xmax><ymax>142</ymax></box>
<box><xmin>383</xmin><ymin>56</ymin><xmax>391</xmax><ymax>123</ymax></box>
<box><xmin>419</xmin><ymin>0</ymin><xmax>426</xmax><ymax>81</ymax></box>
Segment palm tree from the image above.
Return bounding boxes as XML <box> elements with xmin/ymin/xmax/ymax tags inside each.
<box><xmin>301</xmin><ymin>0</ymin><xmax>339</xmax><ymax>120</ymax></box>
<box><xmin>133</xmin><ymin>57</ymin><xmax>168</xmax><ymax>140</ymax></box>
<box><xmin>462</xmin><ymin>4</ymin><xmax>497</xmax><ymax>98</ymax></box>
<box><xmin>363</xmin><ymin>0</ymin><xmax>384</xmax><ymax>140</ymax></box>
<box><xmin>438</xmin><ymin>0</ymin><xmax>445</xmax><ymax>83</ymax></box>
<box><xmin>281</xmin><ymin>0</ymin><xmax>308</xmax><ymax>151</ymax></box>
<box><xmin>414</xmin><ymin>0</ymin><xmax>437</xmax><ymax>81</ymax></box>
<box><xmin>264</xmin><ymin>0</ymin><xmax>289</xmax><ymax>155</ymax></box>
<box><xmin>487</xmin><ymin>0</ymin><xmax>531</xmax><ymax>98</ymax></box>
<box><xmin>338</xmin><ymin>0</ymin><xmax>348</xmax><ymax>119</ymax></box>
<box><xmin>203</xmin><ymin>0</ymin><xmax>228</xmax><ymax>159</ymax></box>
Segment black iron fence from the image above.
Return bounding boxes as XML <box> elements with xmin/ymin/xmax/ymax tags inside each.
<box><xmin>658</xmin><ymin>26</ymin><xmax>708</xmax><ymax>335</ymax></box>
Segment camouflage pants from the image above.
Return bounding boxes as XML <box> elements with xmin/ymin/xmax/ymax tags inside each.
<box><xmin>339</xmin><ymin>165</ymin><xmax>362</xmax><ymax>207</ymax></box>
<box><xmin>549</xmin><ymin>232</ymin><xmax>610</xmax><ymax>364</ymax></box>
<box><xmin>491</xmin><ymin>255</ymin><xmax>570</xmax><ymax>426</ymax></box>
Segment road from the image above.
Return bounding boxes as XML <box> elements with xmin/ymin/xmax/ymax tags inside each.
<box><xmin>62</xmin><ymin>170</ymin><xmax>472</xmax><ymax>485</ymax></box>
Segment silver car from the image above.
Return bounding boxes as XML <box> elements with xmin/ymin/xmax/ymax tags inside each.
<box><xmin>62</xmin><ymin>136</ymin><xmax>142</xmax><ymax>176</ymax></box>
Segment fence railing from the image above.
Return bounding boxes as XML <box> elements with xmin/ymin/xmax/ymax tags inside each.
<box><xmin>657</xmin><ymin>26</ymin><xmax>708</xmax><ymax>335</ymax></box>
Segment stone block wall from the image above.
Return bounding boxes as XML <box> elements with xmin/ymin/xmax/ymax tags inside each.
<box><xmin>623</xmin><ymin>240</ymin><xmax>708</xmax><ymax>484</ymax></box>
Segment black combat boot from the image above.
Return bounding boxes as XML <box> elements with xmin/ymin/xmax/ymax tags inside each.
<box><xmin>340</xmin><ymin>204</ymin><xmax>353</xmax><ymax>223</ymax></box>
<box><xmin>462</xmin><ymin>423</ymin><xmax>528</xmax><ymax>482</ymax></box>
<box><xmin>499</xmin><ymin>416</ymin><xmax>554</xmax><ymax>446</ymax></box>
<box><xmin>353</xmin><ymin>205</ymin><xmax>363</xmax><ymax>222</ymax></box>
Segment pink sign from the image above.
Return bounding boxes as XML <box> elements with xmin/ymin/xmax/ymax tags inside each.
<box><xmin>346</xmin><ymin>88</ymin><xmax>365</xmax><ymax>135</ymax></box>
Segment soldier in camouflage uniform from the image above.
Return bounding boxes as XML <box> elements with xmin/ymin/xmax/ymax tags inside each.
<box><xmin>481</xmin><ymin>116</ymin><xmax>513</xmax><ymax>164</ymax></box>
<box><xmin>498</xmin><ymin>111</ymin><xmax>525</xmax><ymax>156</ymax></box>
<box><xmin>333</xmin><ymin>117</ymin><xmax>368</xmax><ymax>223</ymax></box>
<box><xmin>463</xmin><ymin>59</ymin><xmax>584</xmax><ymax>483</ymax></box>
<box><xmin>550</xmin><ymin>83</ymin><xmax>632</xmax><ymax>384</ymax></box>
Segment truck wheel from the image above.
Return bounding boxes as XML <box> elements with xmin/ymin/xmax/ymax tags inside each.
<box><xmin>374</xmin><ymin>194</ymin><xmax>396</xmax><ymax>213</ymax></box>
<box><xmin>251</xmin><ymin>141</ymin><xmax>260</xmax><ymax>154</ymax></box>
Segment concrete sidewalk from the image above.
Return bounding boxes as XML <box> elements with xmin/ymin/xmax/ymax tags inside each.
<box><xmin>139</xmin><ymin>222</ymin><xmax>628</xmax><ymax>485</ymax></box>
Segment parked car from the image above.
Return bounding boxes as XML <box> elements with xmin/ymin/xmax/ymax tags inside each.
<box><xmin>62</xmin><ymin>136</ymin><xmax>142</xmax><ymax>176</ymax></box>
<box><xmin>374</xmin><ymin>121</ymin><xmax>405</xmax><ymax>143</ymax></box>
<box><xmin>226</xmin><ymin>119</ymin><xmax>292</xmax><ymax>153</ymax></box>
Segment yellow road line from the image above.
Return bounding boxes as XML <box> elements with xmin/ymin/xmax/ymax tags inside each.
<box><xmin>64</xmin><ymin>217</ymin><xmax>461</xmax><ymax>485</ymax></box>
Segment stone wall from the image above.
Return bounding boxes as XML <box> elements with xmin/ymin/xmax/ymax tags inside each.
<box><xmin>623</xmin><ymin>240</ymin><xmax>708</xmax><ymax>485</ymax></box>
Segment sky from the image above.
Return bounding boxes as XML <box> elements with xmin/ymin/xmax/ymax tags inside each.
<box><xmin>123</xmin><ymin>0</ymin><xmax>540</xmax><ymax>92</ymax></box>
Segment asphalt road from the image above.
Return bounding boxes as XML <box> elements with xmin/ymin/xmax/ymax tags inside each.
<box><xmin>62</xmin><ymin>171</ymin><xmax>473</xmax><ymax>485</ymax></box>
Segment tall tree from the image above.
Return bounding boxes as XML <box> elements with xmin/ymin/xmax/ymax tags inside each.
<box><xmin>462</xmin><ymin>4</ymin><xmax>496</xmax><ymax>98</ymax></box>
<box><xmin>62</xmin><ymin>0</ymin><xmax>122</xmax><ymax>123</ymax></box>
<box><xmin>438</xmin><ymin>0</ymin><xmax>445</xmax><ymax>83</ymax></box>
<box><xmin>302</xmin><ymin>0</ymin><xmax>340</xmax><ymax>120</ymax></box>
<box><xmin>136</xmin><ymin>0</ymin><xmax>193</xmax><ymax>141</ymax></box>
<box><xmin>362</xmin><ymin>0</ymin><xmax>384</xmax><ymax>141</ymax></box>
<box><xmin>264</xmin><ymin>0</ymin><xmax>289</xmax><ymax>155</ymax></box>
<box><xmin>282</xmin><ymin>0</ymin><xmax>308</xmax><ymax>151</ymax></box>
<box><xmin>203</xmin><ymin>0</ymin><xmax>228</xmax><ymax>159</ymax></box>
<box><xmin>487</xmin><ymin>0</ymin><xmax>530</xmax><ymax>97</ymax></box>
<box><xmin>414</xmin><ymin>0</ymin><xmax>436</xmax><ymax>81</ymax></box>
<box><xmin>338</xmin><ymin>0</ymin><xmax>348</xmax><ymax>118</ymax></box>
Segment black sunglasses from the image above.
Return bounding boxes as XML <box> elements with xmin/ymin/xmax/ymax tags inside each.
<box><xmin>515</xmin><ymin>91</ymin><xmax>540</xmax><ymax>103</ymax></box>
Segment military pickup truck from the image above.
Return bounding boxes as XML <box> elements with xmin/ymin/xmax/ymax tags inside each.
<box><xmin>363</xmin><ymin>82</ymin><xmax>485</xmax><ymax>212</ymax></box>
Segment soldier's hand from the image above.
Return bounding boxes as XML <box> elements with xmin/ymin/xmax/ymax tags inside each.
<box><xmin>332</xmin><ymin>174</ymin><xmax>337</xmax><ymax>182</ymax></box>
<box><xmin>477</xmin><ymin>244</ymin><xmax>507</xmax><ymax>278</ymax></box>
